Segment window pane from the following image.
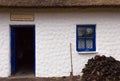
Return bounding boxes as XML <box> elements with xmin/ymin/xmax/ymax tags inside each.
<box><xmin>86</xmin><ymin>28</ymin><xmax>93</xmax><ymax>37</ymax></box>
<box><xmin>78</xmin><ymin>39</ymin><xmax>85</xmax><ymax>49</ymax></box>
<box><xmin>78</xmin><ymin>27</ymin><xmax>85</xmax><ymax>37</ymax></box>
<box><xmin>86</xmin><ymin>39</ymin><xmax>93</xmax><ymax>49</ymax></box>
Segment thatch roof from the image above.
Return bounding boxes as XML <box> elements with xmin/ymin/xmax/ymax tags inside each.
<box><xmin>0</xmin><ymin>0</ymin><xmax>120</xmax><ymax>7</ymax></box>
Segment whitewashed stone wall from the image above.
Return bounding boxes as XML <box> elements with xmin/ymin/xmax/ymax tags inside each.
<box><xmin>0</xmin><ymin>8</ymin><xmax>120</xmax><ymax>77</ymax></box>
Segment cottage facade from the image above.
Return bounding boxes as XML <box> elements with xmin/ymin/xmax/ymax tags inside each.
<box><xmin>0</xmin><ymin>0</ymin><xmax>120</xmax><ymax>77</ymax></box>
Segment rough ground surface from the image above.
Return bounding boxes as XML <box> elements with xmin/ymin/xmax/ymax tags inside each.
<box><xmin>0</xmin><ymin>76</ymin><xmax>81</xmax><ymax>81</ymax></box>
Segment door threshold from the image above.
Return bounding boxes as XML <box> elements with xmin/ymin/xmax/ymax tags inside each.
<box><xmin>10</xmin><ymin>74</ymin><xmax>35</xmax><ymax>78</ymax></box>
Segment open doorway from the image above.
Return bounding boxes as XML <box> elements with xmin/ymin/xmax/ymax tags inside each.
<box><xmin>10</xmin><ymin>25</ymin><xmax>35</xmax><ymax>77</ymax></box>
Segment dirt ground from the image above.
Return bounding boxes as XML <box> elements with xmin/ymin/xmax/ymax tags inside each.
<box><xmin>0</xmin><ymin>76</ymin><xmax>81</xmax><ymax>81</ymax></box>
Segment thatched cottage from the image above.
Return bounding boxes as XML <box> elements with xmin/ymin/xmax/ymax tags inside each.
<box><xmin>0</xmin><ymin>0</ymin><xmax>120</xmax><ymax>77</ymax></box>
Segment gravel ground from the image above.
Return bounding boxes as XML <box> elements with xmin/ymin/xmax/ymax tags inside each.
<box><xmin>0</xmin><ymin>76</ymin><xmax>81</xmax><ymax>81</ymax></box>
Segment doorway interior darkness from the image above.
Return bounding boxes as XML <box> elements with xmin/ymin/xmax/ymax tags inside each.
<box><xmin>11</xmin><ymin>25</ymin><xmax>35</xmax><ymax>76</ymax></box>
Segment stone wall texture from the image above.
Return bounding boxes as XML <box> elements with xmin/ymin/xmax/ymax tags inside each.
<box><xmin>0</xmin><ymin>8</ymin><xmax>120</xmax><ymax>77</ymax></box>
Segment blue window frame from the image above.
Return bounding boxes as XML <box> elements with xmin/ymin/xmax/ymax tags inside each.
<box><xmin>76</xmin><ymin>25</ymin><xmax>96</xmax><ymax>52</ymax></box>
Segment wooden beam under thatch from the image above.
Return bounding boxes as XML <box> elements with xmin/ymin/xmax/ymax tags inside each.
<box><xmin>0</xmin><ymin>0</ymin><xmax>120</xmax><ymax>7</ymax></box>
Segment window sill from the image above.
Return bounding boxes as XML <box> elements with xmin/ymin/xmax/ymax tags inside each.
<box><xmin>78</xmin><ymin>51</ymin><xmax>98</xmax><ymax>54</ymax></box>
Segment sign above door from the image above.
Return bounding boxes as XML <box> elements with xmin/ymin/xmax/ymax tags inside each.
<box><xmin>10</xmin><ymin>12</ymin><xmax>34</xmax><ymax>21</ymax></box>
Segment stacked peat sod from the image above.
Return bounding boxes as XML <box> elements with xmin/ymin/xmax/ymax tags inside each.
<box><xmin>81</xmin><ymin>55</ymin><xmax>120</xmax><ymax>81</ymax></box>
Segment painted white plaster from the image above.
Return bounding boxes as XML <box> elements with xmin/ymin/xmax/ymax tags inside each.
<box><xmin>0</xmin><ymin>8</ymin><xmax>120</xmax><ymax>77</ymax></box>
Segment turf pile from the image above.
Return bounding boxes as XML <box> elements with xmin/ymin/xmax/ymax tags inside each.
<box><xmin>81</xmin><ymin>55</ymin><xmax>120</xmax><ymax>81</ymax></box>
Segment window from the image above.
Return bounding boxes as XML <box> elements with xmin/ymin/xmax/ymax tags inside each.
<box><xmin>76</xmin><ymin>25</ymin><xmax>96</xmax><ymax>52</ymax></box>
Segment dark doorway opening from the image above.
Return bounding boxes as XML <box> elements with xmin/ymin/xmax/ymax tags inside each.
<box><xmin>11</xmin><ymin>25</ymin><xmax>35</xmax><ymax>77</ymax></box>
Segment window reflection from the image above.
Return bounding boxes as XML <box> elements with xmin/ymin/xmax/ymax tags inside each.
<box><xmin>78</xmin><ymin>28</ymin><xmax>85</xmax><ymax>37</ymax></box>
<box><xmin>86</xmin><ymin>28</ymin><xmax>93</xmax><ymax>37</ymax></box>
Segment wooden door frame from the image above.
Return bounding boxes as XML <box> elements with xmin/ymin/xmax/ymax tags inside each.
<box><xmin>10</xmin><ymin>25</ymin><xmax>36</xmax><ymax>76</ymax></box>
